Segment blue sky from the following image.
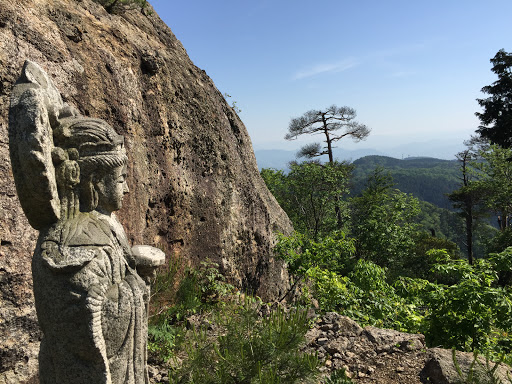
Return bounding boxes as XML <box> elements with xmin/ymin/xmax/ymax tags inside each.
<box><xmin>149</xmin><ymin>1</ymin><xmax>512</xmax><ymax>156</ymax></box>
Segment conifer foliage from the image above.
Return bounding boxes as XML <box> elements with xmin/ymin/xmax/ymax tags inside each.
<box><xmin>476</xmin><ymin>49</ymin><xmax>512</xmax><ymax>148</ymax></box>
<box><xmin>285</xmin><ymin>105</ymin><xmax>370</xmax><ymax>163</ymax></box>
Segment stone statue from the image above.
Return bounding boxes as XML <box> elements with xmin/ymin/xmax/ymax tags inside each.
<box><xmin>8</xmin><ymin>61</ymin><xmax>165</xmax><ymax>384</ymax></box>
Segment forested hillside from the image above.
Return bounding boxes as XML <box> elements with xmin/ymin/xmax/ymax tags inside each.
<box><xmin>151</xmin><ymin>48</ymin><xmax>512</xmax><ymax>383</ymax></box>
<box><xmin>257</xmin><ymin>149</ymin><xmax>512</xmax><ymax>378</ymax></box>
<box><xmin>351</xmin><ymin>156</ymin><xmax>460</xmax><ymax>209</ymax></box>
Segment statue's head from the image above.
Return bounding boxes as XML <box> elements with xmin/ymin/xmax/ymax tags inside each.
<box><xmin>54</xmin><ymin>117</ymin><xmax>129</xmax><ymax>214</ymax></box>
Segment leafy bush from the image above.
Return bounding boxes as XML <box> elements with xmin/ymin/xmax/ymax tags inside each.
<box><xmin>323</xmin><ymin>368</ymin><xmax>354</xmax><ymax>384</ymax></box>
<box><xmin>261</xmin><ymin>161</ymin><xmax>353</xmax><ymax>240</ymax></box>
<box><xmin>172</xmin><ymin>299</ymin><xmax>319</xmax><ymax>384</ymax></box>
<box><xmin>148</xmin><ymin>319</ymin><xmax>184</xmax><ymax>363</ymax></box>
<box><xmin>350</xmin><ymin>168</ymin><xmax>421</xmax><ymax>275</ymax></box>
<box><xmin>306</xmin><ymin>261</ymin><xmax>423</xmax><ymax>332</ymax></box>
<box><xmin>157</xmin><ymin>260</ymin><xmax>235</xmax><ymax>323</ymax></box>
<box><xmin>274</xmin><ymin>230</ymin><xmax>356</xmax><ymax>277</ymax></box>
<box><xmin>149</xmin><ymin>260</ymin><xmax>235</xmax><ymax>362</ymax></box>
<box><xmin>407</xmin><ymin>231</ymin><xmax>461</xmax><ymax>281</ymax></box>
<box><xmin>423</xmin><ymin>250</ymin><xmax>512</xmax><ymax>355</ymax></box>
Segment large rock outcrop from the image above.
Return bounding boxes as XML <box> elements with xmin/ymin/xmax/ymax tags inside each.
<box><xmin>305</xmin><ymin>312</ymin><xmax>512</xmax><ymax>384</ymax></box>
<box><xmin>0</xmin><ymin>1</ymin><xmax>291</xmax><ymax>381</ymax></box>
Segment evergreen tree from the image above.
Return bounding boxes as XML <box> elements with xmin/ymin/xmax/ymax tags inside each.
<box><xmin>476</xmin><ymin>49</ymin><xmax>512</xmax><ymax>147</ymax></box>
<box><xmin>285</xmin><ymin>105</ymin><xmax>370</xmax><ymax>163</ymax></box>
<box><xmin>350</xmin><ymin>168</ymin><xmax>420</xmax><ymax>274</ymax></box>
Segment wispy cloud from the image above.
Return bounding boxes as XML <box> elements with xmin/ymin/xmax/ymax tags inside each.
<box><xmin>293</xmin><ymin>58</ymin><xmax>358</xmax><ymax>80</ymax></box>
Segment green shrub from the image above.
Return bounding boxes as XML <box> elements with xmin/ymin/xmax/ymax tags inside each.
<box><xmin>149</xmin><ymin>260</ymin><xmax>235</xmax><ymax>362</ymax></box>
<box><xmin>148</xmin><ymin>319</ymin><xmax>184</xmax><ymax>363</ymax></box>
<box><xmin>424</xmin><ymin>253</ymin><xmax>512</xmax><ymax>355</ymax></box>
<box><xmin>274</xmin><ymin>230</ymin><xmax>356</xmax><ymax>277</ymax></box>
<box><xmin>155</xmin><ymin>260</ymin><xmax>235</xmax><ymax>323</ymax></box>
<box><xmin>306</xmin><ymin>261</ymin><xmax>423</xmax><ymax>332</ymax></box>
<box><xmin>172</xmin><ymin>299</ymin><xmax>319</xmax><ymax>384</ymax></box>
<box><xmin>323</xmin><ymin>368</ymin><xmax>354</xmax><ymax>384</ymax></box>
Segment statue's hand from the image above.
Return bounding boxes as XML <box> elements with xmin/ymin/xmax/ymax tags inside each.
<box><xmin>131</xmin><ymin>245</ymin><xmax>165</xmax><ymax>280</ymax></box>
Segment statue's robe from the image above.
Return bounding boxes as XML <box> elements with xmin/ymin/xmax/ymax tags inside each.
<box><xmin>32</xmin><ymin>211</ymin><xmax>149</xmax><ymax>384</ymax></box>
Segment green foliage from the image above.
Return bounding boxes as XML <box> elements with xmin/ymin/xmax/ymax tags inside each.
<box><xmin>261</xmin><ymin>161</ymin><xmax>353</xmax><ymax>240</ymax></box>
<box><xmin>149</xmin><ymin>260</ymin><xmax>235</xmax><ymax>362</ymax></box>
<box><xmin>172</xmin><ymin>300</ymin><xmax>319</xmax><ymax>384</ymax></box>
<box><xmin>323</xmin><ymin>368</ymin><xmax>354</xmax><ymax>384</ymax></box>
<box><xmin>170</xmin><ymin>260</ymin><xmax>235</xmax><ymax>320</ymax></box>
<box><xmin>473</xmin><ymin>145</ymin><xmax>512</xmax><ymax>231</ymax></box>
<box><xmin>148</xmin><ymin>319</ymin><xmax>184</xmax><ymax>363</ymax></box>
<box><xmin>422</xmin><ymin>250</ymin><xmax>512</xmax><ymax>355</ymax></box>
<box><xmin>416</xmin><ymin>200</ymin><xmax>462</xmax><ymax>241</ymax></box>
<box><xmin>350</xmin><ymin>168</ymin><xmax>421</xmax><ymax>274</ymax></box>
<box><xmin>408</xmin><ymin>232</ymin><xmax>461</xmax><ymax>281</ymax></box>
<box><xmin>476</xmin><ymin>49</ymin><xmax>512</xmax><ymax>149</ymax></box>
<box><xmin>305</xmin><ymin>261</ymin><xmax>423</xmax><ymax>332</ymax></box>
<box><xmin>276</xmin><ymin>225</ymin><xmax>512</xmax><ymax>359</ymax></box>
<box><xmin>487</xmin><ymin>228</ymin><xmax>512</xmax><ymax>255</ymax></box>
<box><xmin>92</xmin><ymin>0</ymin><xmax>148</xmax><ymax>13</ymax></box>
<box><xmin>274</xmin><ymin>230</ymin><xmax>355</xmax><ymax>277</ymax></box>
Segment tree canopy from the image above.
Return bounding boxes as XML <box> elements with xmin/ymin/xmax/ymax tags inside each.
<box><xmin>285</xmin><ymin>105</ymin><xmax>370</xmax><ymax>163</ymax></box>
<box><xmin>476</xmin><ymin>49</ymin><xmax>512</xmax><ymax>147</ymax></box>
<box><xmin>261</xmin><ymin>161</ymin><xmax>353</xmax><ymax>240</ymax></box>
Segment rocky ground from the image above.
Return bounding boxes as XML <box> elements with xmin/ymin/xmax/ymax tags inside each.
<box><xmin>148</xmin><ymin>311</ymin><xmax>512</xmax><ymax>384</ymax></box>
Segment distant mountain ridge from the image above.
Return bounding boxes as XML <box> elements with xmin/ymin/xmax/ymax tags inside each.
<box><xmin>255</xmin><ymin>140</ymin><xmax>463</xmax><ymax>170</ymax></box>
<box><xmin>255</xmin><ymin>148</ymin><xmax>389</xmax><ymax>170</ymax></box>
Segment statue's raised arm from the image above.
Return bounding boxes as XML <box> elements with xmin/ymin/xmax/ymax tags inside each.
<box><xmin>9</xmin><ymin>61</ymin><xmax>164</xmax><ymax>384</ymax></box>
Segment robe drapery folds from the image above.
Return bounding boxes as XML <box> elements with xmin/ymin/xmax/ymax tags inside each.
<box><xmin>32</xmin><ymin>211</ymin><xmax>149</xmax><ymax>384</ymax></box>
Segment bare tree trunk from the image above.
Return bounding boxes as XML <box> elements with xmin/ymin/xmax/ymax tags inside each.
<box><xmin>462</xmin><ymin>154</ymin><xmax>474</xmax><ymax>265</ymax></box>
<box><xmin>322</xmin><ymin>116</ymin><xmax>342</xmax><ymax>228</ymax></box>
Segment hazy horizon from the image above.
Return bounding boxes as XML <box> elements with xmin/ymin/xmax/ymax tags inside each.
<box><xmin>149</xmin><ymin>1</ymin><xmax>512</xmax><ymax>156</ymax></box>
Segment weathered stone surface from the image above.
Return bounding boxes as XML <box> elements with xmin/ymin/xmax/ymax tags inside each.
<box><xmin>364</xmin><ymin>326</ymin><xmax>425</xmax><ymax>352</ymax></box>
<box><xmin>0</xmin><ymin>0</ymin><xmax>291</xmax><ymax>381</ymax></box>
<box><xmin>421</xmin><ymin>348</ymin><xmax>512</xmax><ymax>384</ymax></box>
<box><xmin>302</xmin><ymin>313</ymin><xmax>512</xmax><ymax>384</ymax></box>
<box><xmin>10</xmin><ymin>60</ymin><xmax>167</xmax><ymax>383</ymax></box>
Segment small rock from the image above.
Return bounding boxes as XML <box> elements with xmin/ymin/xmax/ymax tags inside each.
<box><xmin>147</xmin><ymin>366</ymin><xmax>158</xmax><ymax>378</ymax></box>
<box><xmin>317</xmin><ymin>337</ymin><xmax>329</xmax><ymax>345</ymax></box>
<box><xmin>320</xmin><ymin>324</ymin><xmax>333</xmax><ymax>331</ymax></box>
<box><xmin>307</xmin><ymin>308</ymin><xmax>316</xmax><ymax>319</ymax></box>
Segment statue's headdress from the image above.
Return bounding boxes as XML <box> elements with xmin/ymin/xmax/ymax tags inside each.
<box><xmin>9</xmin><ymin>61</ymin><xmax>125</xmax><ymax>229</ymax></box>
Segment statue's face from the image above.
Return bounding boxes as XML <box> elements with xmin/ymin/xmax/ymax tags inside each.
<box><xmin>95</xmin><ymin>164</ymin><xmax>129</xmax><ymax>214</ymax></box>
